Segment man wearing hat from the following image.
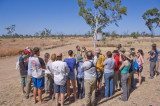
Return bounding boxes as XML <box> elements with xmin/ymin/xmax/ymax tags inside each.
<box><xmin>95</xmin><ymin>48</ymin><xmax>105</xmax><ymax>94</ymax></box>
<box><xmin>51</xmin><ymin>53</ymin><xmax>70</xmax><ymax>106</ymax></box>
<box><xmin>112</xmin><ymin>50</ymin><xmax>121</xmax><ymax>92</ymax></box>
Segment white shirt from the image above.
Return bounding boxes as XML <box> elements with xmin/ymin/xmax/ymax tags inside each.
<box><xmin>51</xmin><ymin>60</ymin><xmax>70</xmax><ymax>85</ymax></box>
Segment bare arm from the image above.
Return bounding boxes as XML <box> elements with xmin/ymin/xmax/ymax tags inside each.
<box><xmin>119</xmin><ymin>62</ymin><xmax>125</xmax><ymax>71</ymax></box>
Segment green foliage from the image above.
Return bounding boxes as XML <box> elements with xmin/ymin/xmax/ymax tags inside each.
<box><xmin>78</xmin><ymin>0</ymin><xmax>127</xmax><ymax>33</ymax></box>
<box><xmin>131</xmin><ymin>32</ymin><xmax>138</xmax><ymax>39</ymax></box>
<box><xmin>142</xmin><ymin>7</ymin><xmax>160</xmax><ymax>33</ymax></box>
<box><xmin>5</xmin><ymin>24</ymin><xmax>16</xmax><ymax>35</ymax></box>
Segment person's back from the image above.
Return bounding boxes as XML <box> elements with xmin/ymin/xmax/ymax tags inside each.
<box><xmin>31</xmin><ymin>56</ymin><xmax>44</xmax><ymax>78</ymax></box>
<box><xmin>64</xmin><ymin>58</ymin><xmax>76</xmax><ymax>74</ymax></box>
<box><xmin>81</xmin><ymin>59</ymin><xmax>97</xmax><ymax>79</ymax></box>
<box><xmin>103</xmin><ymin>58</ymin><xmax>115</xmax><ymax>73</ymax></box>
<box><xmin>121</xmin><ymin>61</ymin><xmax>131</xmax><ymax>74</ymax></box>
<box><xmin>52</xmin><ymin>61</ymin><xmax>70</xmax><ymax>85</ymax></box>
<box><xmin>96</xmin><ymin>54</ymin><xmax>105</xmax><ymax>71</ymax></box>
<box><xmin>19</xmin><ymin>62</ymin><xmax>28</xmax><ymax>75</ymax></box>
<box><xmin>76</xmin><ymin>61</ymin><xmax>84</xmax><ymax>78</ymax></box>
<box><xmin>114</xmin><ymin>55</ymin><xmax>120</xmax><ymax>71</ymax></box>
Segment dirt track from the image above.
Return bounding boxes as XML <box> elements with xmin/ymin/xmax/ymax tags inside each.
<box><xmin>0</xmin><ymin>43</ymin><xmax>160</xmax><ymax>106</ymax></box>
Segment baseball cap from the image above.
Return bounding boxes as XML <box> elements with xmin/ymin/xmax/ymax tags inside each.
<box><xmin>112</xmin><ymin>50</ymin><xmax>119</xmax><ymax>54</ymax></box>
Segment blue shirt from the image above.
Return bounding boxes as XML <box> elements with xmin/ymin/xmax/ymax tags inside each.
<box><xmin>156</xmin><ymin>49</ymin><xmax>160</xmax><ymax>61</ymax></box>
<box><xmin>19</xmin><ymin>56</ymin><xmax>22</xmax><ymax>62</ymax></box>
<box><xmin>150</xmin><ymin>52</ymin><xmax>157</xmax><ymax>62</ymax></box>
<box><xmin>64</xmin><ymin>58</ymin><xmax>76</xmax><ymax>74</ymax></box>
<box><xmin>28</xmin><ymin>57</ymin><xmax>32</xmax><ymax>76</ymax></box>
<box><xmin>76</xmin><ymin>62</ymin><xmax>84</xmax><ymax>78</ymax></box>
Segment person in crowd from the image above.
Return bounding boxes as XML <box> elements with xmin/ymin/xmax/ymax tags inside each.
<box><xmin>19</xmin><ymin>50</ymin><xmax>25</xmax><ymax>62</ymax></box>
<box><xmin>103</xmin><ymin>51</ymin><xmax>115</xmax><ymax>98</ymax></box>
<box><xmin>125</xmin><ymin>52</ymin><xmax>133</xmax><ymax>92</ymax></box>
<box><xmin>31</xmin><ymin>47</ymin><xmax>46</xmax><ymax>104</ymax></box>
<box><xmin>25</xmin><ymin>52</ymin><xmax>33</xmax><ymax>99</ymax></box>
<box><xmin>136</xmin><ymin>49</ymin><xmax>144</xmax><ymax>86</ymax></box>
<box><xmin>119</xmin><ymin>54</ymin><xmax>131</xmax><ymax>101</ymax></box>
<box><xmin>19</xmin><ymin>55</ymin><xmax>29</xmax><ymax>94</ymax></box>
<box><xmin>76</xmin><ymin>56</ymin><xmax>85</xmax><ymax>99</ymax></box>
<box><xmin>152</xmin><ymin>43</ymin><xmax>160</xmax><ymax>77</ymax></box>
<box><xmin>75</xmin><ymin>45</ymin><xmax>82</xmax><ymax>60</ymax></box>
<box><xmin>51</xmin><ymin>53</ymin><xmax>70</xmax><ymax>106</ymax></box>
<box><xmin>130</xmin><ymin>50</ymin><xmax>136</xmax><ymax>89</ymax></box>
<box><xmin>112</xmin><ymin>50</ymin><xmax>120</xmax><ymax>92</ymax></box>
<box><xmin>47</xmin><ymin>53</ymin><xmax>56</xmax><ymax>99</ymax></box>
<box><xmin>82</xmin><ymin>46</ymin><xmax>87</xmax><ymax>59</ymax></box>
<box><xmin>149</xmin><ymin>48</ymin><xmax>157</xmax><ymax>79</ymax></box>
<box><xmin>81</xmin><ymin>50</ymin><xmax>97</xmax><ymax>106</ymax></box>
<box><xmin>96</xmin><ymin>48</ymin><xmax>105</xmax><ymax>95</ymax></box>
<box><xmin>116</xmin><ymin>44</ymin><xmax>122</xmax><ymax>51</ymax></box>
<box><xmin>44</xmin><ymin>53</ymin><xmax>54</xmax><ymax>98</ymax></box>
<box><xmin>64</xmin><ymin>50</ymin><xmax>77</xmax><ymax>101</ymax></box>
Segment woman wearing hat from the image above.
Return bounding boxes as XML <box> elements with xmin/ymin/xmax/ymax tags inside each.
<box><xmin>119</xmin><ymin>53</ymin><xmax>131</xmax><ymax>101</ymax></box>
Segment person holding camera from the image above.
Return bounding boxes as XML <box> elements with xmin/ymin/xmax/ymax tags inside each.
<box><xmin>81</xmin><ymin>50</ymin><xmax>97</xmax><ymax>106</ymax></box>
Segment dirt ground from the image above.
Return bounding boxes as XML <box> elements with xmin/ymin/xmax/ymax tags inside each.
<box><xmin>0</xmin><ymin>37</ymin><xmax>160</xmax><ymax>106</ymax></box>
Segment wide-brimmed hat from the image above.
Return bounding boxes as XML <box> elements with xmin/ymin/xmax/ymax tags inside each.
<box><xmin>77</xmin><ymin>56</ymin><xmax>83</xmax><ymax>62</ymax></box>
<box><xmin>124</xmin><ymin>52</ymin><xmax>132</xmax><ymax>60</ymax></box>
<box><xmin>120</xmin><ymin>48</ymin><xmax>126</xmax><ymax>52</ymax></box>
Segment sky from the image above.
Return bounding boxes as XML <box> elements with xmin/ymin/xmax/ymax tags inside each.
<box><xmin>0</xmin><ymin>0</ymin><xmax>160</xmax><ymax>36</ymax></box>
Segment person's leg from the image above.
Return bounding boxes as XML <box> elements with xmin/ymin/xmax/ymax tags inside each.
<box><xmin>129</xmin><ymin>72</ymin><xmax>132</xmax><ymax>91</ymax></box>
<box><xmin>54</xmin><ymin>83</ymin><xmax>60</xmax><ymax>106</ymax></box>
<box><xmin>138</xmin><ymin>72</ymin><xmax>142</xmax><ymax>85</ymax></box>
<box><xmin>82</xmin><ymin>78</ymin><xmax>85</xmax><ymax>98</ymax></box>
<box><xmin>60</xmin><ymin>83</ymin><xmax>67</xmax><ymax>106</ymax></box>
<box><xmin>21</xmin><ymin>76</ymin><xmax>25</xmax><ymax>93</ymax></box>
<box><xmin>117</xmin><ymin>71</ymin><xmax>121</xmax><ymax>90</ymax></box>
<box><xmin>121</xmin><ymin>74</ymin><xmax>128</xmax><ymax>101</ymax></box>
<box><xmin>71</xmin><ymin>80</ymin><xmax>77</xmax><ymax>101</ymax></box>
<box><xmin>155</xmin><ymin>61</ymin><xmax>159</xmax><ymax>77</ymax></box>
<box><xmin>45</xmin><ymin>74</ymin><xmax>49</xmax><ymax>93</ymax></box>
<box><xmin>55</xmin><ymin>93</ymin><xmax>59</xmax><ymax>106</ymax></box>
<box><xmin>131</xmin><ymin>71</ymin><xmax>135</xmax><ymax>89</ymax></box>
<box><xmin>61</xmin><ymin>93</ymin><xmax>65</xmax><ymax>106</ymax></box>
<box><xmin>150</xmin><ymin>62</ymin><xmax>155</xmax><ymax>78</ymax></box>
<box><xmin>104</xmin><ymin>73</ymin><xmax>109</xmax><ymax>98</ymax></box>
<box><xmin>110</xmin><ymin>74</ymin><xmax>114</xmax><ymax>97</ymax></box>
<box><xmin>67</xmin><ymin>80</ymin><xmax>70</xmax><ymax>100</ymax></box>
<box><xmin>49</xmin><ymin>75</ymin><xmax>53</xmax><ymax>96</ymax></box>
<box><xmin>113</xmin><ymin>71</ymin><xmax>117</xmax><ymax>92</ymax></box>
<box><xmin>38</xmin><ymin>88</ymin><xmax>43</xmax><ymax>104</ymax></box>
<box><xmin>33</xmin><ymin>87</ymin><xmax>38</xmax><ymax>103</ymax></box>
<box><xmin>77</xmin><ymin>78</ymin><xmax>82</xmax><ymax>99</ymax></box>
<box><xmin>26</xmin><ymin>75</ymin><xmax>32</xmax><ymax>98</ymax></box>
<box><xmin>91</xmin><ymin>79</ymin><xmax>96</xmax><ymax>106</ymax></box>
<box><xmin>84</xmin><ymin>79</ymin><xmax>91</xmax><ymax>106</ymax></box>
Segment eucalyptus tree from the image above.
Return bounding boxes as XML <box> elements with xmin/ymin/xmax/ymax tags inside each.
<box><xmin>142</xmin><ymin>7</ymin><xmax>160</xmax><ymax>36</ymax></box>
<box><xmin>5</xmin><ymin>24</ymin><xmax>16</xmax><ymax>38</ymax></box>
<box><xmin>78</xmin><ymin>0</ymin><xmax>127</xmax><ymax>48</ymax></box>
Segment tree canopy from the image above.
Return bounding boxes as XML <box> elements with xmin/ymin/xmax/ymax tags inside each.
<box><xmin>78</xmin><ymin>0</ymin><xmax>127</xmax><ymax>47</ymax></box>
<box><xmin>142</xmin><ymin>7</ymin><xmax>160</xmax><ymax>34</ymax></box>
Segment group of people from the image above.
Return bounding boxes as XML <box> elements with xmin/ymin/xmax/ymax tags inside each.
<box><xmin>17</xmin><ymin>43</ymin><xmax>159</xmax><ymax>106</ymax></box>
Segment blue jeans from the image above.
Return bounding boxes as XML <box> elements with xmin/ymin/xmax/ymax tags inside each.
<box><xmin>104</xmin><ymin>72</ymin><xmax>114</xmax><ymax>98</ymax></box>
<box><xmin>77</xmin><ymin>78</ymin><xmax>85</xmax><ymax>99</ymax></box>
<box><xmin>131</xmin><ymin>70</ymin><xmax>135</xmax><ymax>89</ymax></box>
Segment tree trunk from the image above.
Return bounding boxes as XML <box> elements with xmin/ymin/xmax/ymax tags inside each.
<box><xmin>94</xmin><ymin>32</ymin><xmax>96</xmax><ymax>48</ymax></box>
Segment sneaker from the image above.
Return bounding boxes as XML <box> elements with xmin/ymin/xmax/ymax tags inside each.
<box><xmin>25</xmin><ymin>96</ymin><xmax>29</xmax><ymax>99</ymax></box>
<box><xmin>149</xmin><ymin>77</ymin><xmax>154</xmax><ymax>79</ymax></box>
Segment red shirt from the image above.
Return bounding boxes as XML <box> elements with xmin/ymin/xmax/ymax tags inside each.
<box><xmin>114</xmin><ymin>55</ymin><xmax>120</xmax><ymax>71</ymax></box>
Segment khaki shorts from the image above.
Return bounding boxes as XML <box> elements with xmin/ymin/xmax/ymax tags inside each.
<box><xmin>156</xmin><ymin>61</ymin><xmax>159</xmax><ymax>72</ymax></box>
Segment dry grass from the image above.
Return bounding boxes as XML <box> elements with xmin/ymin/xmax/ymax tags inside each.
<box><xmin>0</xmin><ymin>48</ymin><xmax>23</xmax><ymax>57</ymax></box>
